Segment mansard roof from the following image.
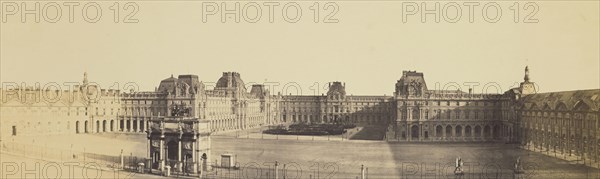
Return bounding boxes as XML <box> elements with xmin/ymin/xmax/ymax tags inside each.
<box><xmin>327</xmin><ymin>82</ymin><xmax>346</xmax><ymax>96</ymax></box>
<box><xmin>215</xmin><ymin>72</ymin><xmax>246</xmax><ymax>92</ymax></box>
<box><xmin>157</xmin><ymin>74</ymin><xmax>203</xmax><ymax>94</ymax></box>
<box><xmin>521</xmin><ymin>89</ymin><xmax>600</xmax><ymax>111</ymax></box>
<box><xmin>249</xmin><ymin>84</ymin><xmax>268</xmax><ymax>97</ymax></box>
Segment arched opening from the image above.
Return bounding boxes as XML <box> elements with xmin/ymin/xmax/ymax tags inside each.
<box><xmin>494</xmin><ymin>125</ymin><xmax>501</xmax><ymax>138</ymax></box>
<box><xmin>436</xmin><ymin>125</ymin><xmax>443</xmax><ymax>138</ymax></box>
<box><xmin>465</xmin><ymin>126</ymin><xmax>472</xmax><ymax>137</ymax></box>
<box><xmin>446</xmin><ymin>125</ymin><xmax>452</xmax><ymax>137</ymax></box>
<box><xmin>166</xmin><ymin>140</ymin><xmax>179</xmax><ymax>167</ymax></box>
<box><xmin>102</xmin><ymin>120</ymin><xmax>106</xmax><ymax>132</ymax></box>
<box><xmin>411</xmin><ymin>125</ymin><xmax>419</xmax><ymax>140</ymax></box>
<box><xmin>76</xmin><ymin>121</ymin><xmax>80</xmax><ymax>134</ymax></box>
<box><xmin>133</xmin><ymin>120</ymin><xmax>138</xmax><ymax>132</ymax></box>
<box><xmin>184</xmin><ymin>154</ymin><xmax>193</xmax><ymax>173</ymax></box>
<box><xmin>152</xmin><ymin>151</ymin><xmax>161</xmax><ymax>169</ymax></box>
<box><xmin>474</xmin><ymin>126</ymin><xmax>482</xmax><ymax>138</ymax></box>
<box><xmin>484</xmin><ymin>125</ymin><xmax>491</xmax><ymax>138</ymax></box>
<box><xmin>455</xmin><ymin>125</ymin><xmax>463</xmax><ymax>137</ymax></box>
<box><xmin>401</xmin><ymin>131</ymin><xmax>406</xmax><ymax>139</ymax></box>
<box><xmin>84</xmin><ymin>121</ymin><xmax>88</xmax><ymax>133</ymax></box>
<box><xmin>110</xmin><ymin>120</ymin><xmax>114</xmax><ymax>132</ymax></box>
<box><xmin>96</xmin><ymin>121</ymin><xmax>100</xmax><ymax>133</ymax></box>
<box><xmin>424</xmin><ymin>131</ymin><xmax>429</xmax><ymax>139</ymax></box>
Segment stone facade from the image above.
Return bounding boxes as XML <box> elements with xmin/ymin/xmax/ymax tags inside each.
<box><xmin>0</xmin><ymin>68</ymin><xmax>598</xmax><ymax>158</ymax></box>
<box><xmin>280</xmin><ymin>82</ymin><xmax>394</xmax><ymax>125</ymax></box>
<box><xmin>506</xmin><ymin>89</ymin><xmax>600</xmax><ymax>164</ymax></box>
<box><xmin>388</xmin><ymin>71</ymin><xmax>512</xmax><ymax>142</ymax></box>
<box><xmin>0</xmin><ymin>72</ymin><xmax>122</xmax><ymax>137</ymax></box>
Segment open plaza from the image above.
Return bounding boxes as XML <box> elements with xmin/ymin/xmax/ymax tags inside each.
<box><xmin>2</xmin><ymin>129</ymin><xmax>599</xmax><ymax>179</ymax></box>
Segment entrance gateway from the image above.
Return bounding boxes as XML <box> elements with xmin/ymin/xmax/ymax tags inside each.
<box><xmin>147</xmin><ymin>113</ymin><xmax>211</xmax><ymax>174</ymax></box>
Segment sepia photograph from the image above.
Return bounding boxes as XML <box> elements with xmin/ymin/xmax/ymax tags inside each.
<box><xmin>0</xmin><ymin>0</ymin><xmax>599</xmax><ymax>178</ymax></box>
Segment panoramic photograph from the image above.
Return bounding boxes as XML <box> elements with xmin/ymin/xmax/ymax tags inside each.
<box><xmin>0</xmin><ymin>0</ymin><xmax>599</xmax><ymax>178</ymax></box>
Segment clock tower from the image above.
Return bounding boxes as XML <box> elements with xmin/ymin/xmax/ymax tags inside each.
<box><xmin>519</xmin><ymin>66</ymin><xmax>537</xmax><ymax>95</ymax></box>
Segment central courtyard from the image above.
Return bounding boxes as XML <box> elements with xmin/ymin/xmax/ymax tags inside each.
<box><xmin>6</xmin><ymin>131</ymin><xmax>599</xmax><ymax>179</ymax></box>
<box><xmin>210</xmin><ymin>136</ymin><xmax>598</xmax><ymax>178</ymax></box>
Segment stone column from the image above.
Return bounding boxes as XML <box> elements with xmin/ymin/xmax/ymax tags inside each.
<box><xmin>491</xmin><ymin>126</ymin><xmax>495</xmax><ymax>141</ymax></box>
<box><xmin>147</xmin><ymin>137</ymin><xmax>152</xmax><ymax>172</ymax></box>
<box><xmin>198</xmin><ymin>135</ymin><xmax>203</xmax><ymax>173</ymax></box>
<box><xmin>461</xmin><ymin>126</ymin><xmax>465</xmax><ymax>141</ymax></box>
<box><xmin>420</xmin><ymin>123</ymin><xmax>424</xmax><ymax>141</ymax></box>
<box><xmin>145</xmin><ymin>119</ymin><xmax>149</xmax><ymax>133</ymax></box>
<box><xmin>407</xmin><ymin>124</ymin><xmax>411</xmax><ymax>142</ymax></box>
<box><xmin>206</xmin><ymin>135</ymin><xmax>212</xmax><ymax>171</ymax></box>
<box><xmin>159</xmin><ymin>136</ymin><xmax>165</xmax><ymax>171</ymax></box>
<box><xmin>451</xmin><ymin>125</ymin><xmax>455</xmax><ymax>140</ymax></box>
<box><xmin>481</xmin><ymin>127</ymin><xmax>484</xmax><ymax>139</ymax></box>
<box><xmin>443</xmin><ymin>126</ymin><xmax>446</xmax><ymax>139</ymax></box>
<box><xmin>147</xmin><ymin>138</ymin><xmax>151</xmax><ymax>159</ymax></box>
<box><xmin>137</xmin><ymin>119</ymin><xmax>141</xmax><ymax>132</ymax></box>
<box><xmin>178</xmin><ymin>139</ymin><xmax>182</xmax><ymax>172</ymax></box>
<box><xmin>128</xmin><ymin>118</ymin><xmax>133</xmax><ymax>132</ymax></box>
<box><xmin>192</xmin><ymin>137</ymin><xmax>197</xmax><ymax>174</ymax></box>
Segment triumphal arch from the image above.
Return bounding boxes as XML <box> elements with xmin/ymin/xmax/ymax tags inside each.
<box><xmin>147</xmin><ymin>104</ymin><xmax>211</xmax><ymax>174</ymax></box>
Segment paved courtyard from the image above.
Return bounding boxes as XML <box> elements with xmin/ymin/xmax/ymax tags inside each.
<box><xmin>211</xmin><ymin>136</ymin><xmax>600</xmax><ymax>179</ymax></box>
<box><xmin>2</xmin><ymin>133</ymin><xmax>599</xmax><ymax>178</ymax></box>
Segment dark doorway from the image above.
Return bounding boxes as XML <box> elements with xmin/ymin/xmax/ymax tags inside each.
<box><xmin>167</xmin><ymin>141</ymin><xmax>179</xmax><ymax>161</ymax></box>
<box><xmin>76</xmin><ymin>121</ymin><xmax>80</xmax><ymax>133</ymax></box>
<box><xmin>411</xmin><ymin>125</ymin><xmax>419</xmax><ymax>140</ymax></box>
<box><xmin>153</xmin><ymin>152</ymin><xmax>160</xmax><ymax>169</ymax></box>
<box><xmin>103</xmin><ymin>120</ymin><xmax>107</xmax><ymax>132</ymax></box>
<box><xmin>12</xmin><ymin>126</ymin><xmax>17</xmax><ymax>136</ymax></box>
<box><xmin>465</xmin><ymin>126</ymin><xmax>472</xmax><ymax>137</ymax></box>
<box><xmin>84</xmin><ymin>121</ymin><xmax>88</xmax><ymax>133</ymax></box>
<box><xmin>436</xmin><ymin>126</ymin><xmax>443</xmax><ymax>137</ymax></box>
<box><xmin>455</xmin><ymin>126</ymin><xmax>462</xmax><ymax>137</ymax></box>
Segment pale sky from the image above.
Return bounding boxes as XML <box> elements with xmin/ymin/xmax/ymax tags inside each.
<box><xmin>1</xmin><ymin>1</ymin><xmax>598</xmax><ymax>95</ymax></box>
